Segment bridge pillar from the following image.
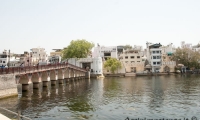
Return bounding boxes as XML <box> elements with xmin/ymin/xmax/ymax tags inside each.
<box><xmin>42</xmin><ymin>71</ymin><xmax>51</xmax><ymax>92</ymax></box>
<box><xmin>20</xmin><ymin>74</ymin><xmax>33</xmax><ymax>93</ymax></box>
<box><xmin>50</xmin><ymin>70</ymin><xmax>58</xmax><ymax>86</ymax></box>
<box><xmin>85</xmin><ymin>71</ymin><xmax>90</xmax><ymax>79</ymax></box>
<box><xmin>64</xmin><ymin>68</ymin><xmax>69</xmax><ymax>79</ymax></box>
<box><xmin>65</xmin><ymin>68</ymin><xmax>70</xmax><ymax>83</ymax></box>
<box><xmin>58</xmin><ymin>69</ymin><xmax>65</xmax><ymax>84</ymax></box>
<box><xmin>16</xmin><ymin>76</ymin><xmax>22</xmax><ymax>98</ymax></box>
<box><xmin>69</xmin><ymin>69</ymin><xmax>74</xmax><ymax>81</ymax></box>
<box><xmin>32</xmin><ymin>72</ymin><xmax>43</xmax><ymax>93</ymax></box>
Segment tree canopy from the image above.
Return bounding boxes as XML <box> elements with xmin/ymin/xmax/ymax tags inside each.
<box><xmin>171</xmin><ymin>48</ymin><xmax>200</xmax><ymax>69</ymax></box>
<box><xmin>123</xmin><ymin>45</ymin><xmax>132</xmax><ymax>50</ymax></box>
<box><xmin>104</xmin><ymin>58</ymin><xmax>122</xmax><ymax>73</ymax></box>
<box><xmin>62</xmin><ymin>39</ymin><xmax>94</xmax><ymax>59</ymax></box>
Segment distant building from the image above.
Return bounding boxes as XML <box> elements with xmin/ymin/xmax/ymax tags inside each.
<box><xmin>146</xmin><ymin>42</ymin><xmax>162</xmax><ymax>73</ymax></box>
<box><xmin>50</xmin><ymin>49</ymin><xmax>63</xmax><ymax>56</ymax></box>
<box><xmin>146</xmin><ymin>42</ymin><xmax>176</xmax><ymax>73</ymax></box>
<box><xmin>192</xmin><ymin>41</ymin><xmax>200</xmax><ymax>52</ymax></box>
<box><xmin>30</xmin><ymin>47</ymin><xmax>48</xmax><ymax>65</ymax></box>
<box><xmin>66</xmin><ymin>57</ymin><xmax>103</xmax><ymax>75</ymax></box>
<box><xmin>181</xmin><ymin>41</ymin><xmax>192</xmax><ymax>49</ymax></box>
<box><xmin>15</xmin><ymin>51</ymin><xmax>32</xmax><ymax>66</ymax></box>
<box><xmin>0</xmin><ymin>50</ymin><xmax>15</xmax><ymax>67</ymax></box>
<box><xmin>92</xmin><ymin>44</ymin><xmax>126</xmax><ymax>74</ymax></box>
<box><xmin>48</xmin><ymin>55</ymin><xmax>61</xmax><ymax>64</ymax></box>
<box><xmin>160</xmin><ymin>43</ymin><xmax>176</xmax><ymax>72</ymax></box>
<box><xmin>92</xmin><ymin>45</ymin><xmax>118</xmax><ymax>60</ymax></box>
<box><xmin>119</xmin><ymin>45</ymin><xmax>146</xmax><ymax>73</ymax></box>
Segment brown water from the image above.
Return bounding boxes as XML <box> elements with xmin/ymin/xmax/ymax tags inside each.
<box><xmin>0</xmin><ymin>75</ymin><xmax>200</xmax><ymax>120</ymax></box>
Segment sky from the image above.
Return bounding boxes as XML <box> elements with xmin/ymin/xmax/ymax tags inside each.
<box><xmin>0</xmin><ymin>0</ymin><xmax>200</xmax><ymax>55</ymax></box>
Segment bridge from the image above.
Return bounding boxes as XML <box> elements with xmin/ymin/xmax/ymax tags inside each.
<box><xmin>0</xmin><ymin>63</ymin><xmax>89</xmax><ymax>97</ymax></box>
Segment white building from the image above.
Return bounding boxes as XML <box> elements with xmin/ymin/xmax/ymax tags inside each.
<box><xmin>30</xmin><ymin>47</ymin><xmax>48</xmax><ymax>65</ymax></box>
<box><xmin>146</xmin><ymin>42</ymin><xmax>162</xmax><ymax>73</ymax></box>
<box><xmin>0</xmin><ymin>50</ymin><xmax>15</xmax><ymax>67</ymax></box>
<box><xmin>92</xmin><ymin>45</ymin><xmax>118</xmax><ymax>60</ymax></box>
<box><xmin>67</xmin><ymin>57</ymin><xmax>103</xmax><ymax>75</ymax></box>
<box><xmin>146</xmin><ymin>42</ymin><xmax>176</xmax><ymax>73</ymax></box>
<box><xmin>181</xmin><ymin>41</ymin><xmax>192</xmax><ymax>49</ymax></box>
<box><xmin>48</xmin><ymin>55</ymin><xmax>61</xmax><ymax>64</ymax></box>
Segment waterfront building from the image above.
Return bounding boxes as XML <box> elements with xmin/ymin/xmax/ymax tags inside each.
<box><xmin>160</xmin><ymin>43</ymin><xmax>176</xmax><ymax>72</ymax></box>
<box><xmin>30</xmin><ymin>47</ymin><xmax>48</xmax><ymax>65</ymax></box>
<box><xmin>146</xmin><ymin>42</ymin><xmax>163</xmax><ymax>73</ymax></box>
<box><xmin>92</xmin><ymin>45</ymin><xmax>118</xmax><ymax>60</ymax></box>
<box><xmin>67</xmin><ymin>57</ymin><xmax>103</xmax><ymax>75</ymax></box>
<box><xmin>93</xmin><ymin>44</ymin><xmax>126</xmax><ymax>74</ymax></box>
<box><xmin>119</xmin><ymin>45</ymin><xmax>146</xmax><ymax>73</ymax></box>
<box><xmin>146</xmin><ymin>42</ymin><xmax>176</xmax><ymax>73</ymax></box>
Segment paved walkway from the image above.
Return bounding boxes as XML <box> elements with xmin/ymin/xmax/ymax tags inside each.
<box><xmin>0</xmin><ymin>114</ymin><xmax>10</xmax><ymax>120</ymax></box>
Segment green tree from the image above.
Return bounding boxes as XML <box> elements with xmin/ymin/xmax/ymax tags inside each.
<box><xmin>172</xmin><ymin>48</ymin><xmax>200</xmax><ymax>69</ymax></box>
<box><xmin>104</xmin><ymin>58</ymin><xmax>122</xmax><ymax>73</ymax></box>
<box><xmin>62</xmin><ymin>39</ymin><xmax>94</xmax><ymax>59</ymax></box>
<box><xmin>124</xmin><ymin>44</ymin><xmax>132</xmax><ymax>50</ymax></box>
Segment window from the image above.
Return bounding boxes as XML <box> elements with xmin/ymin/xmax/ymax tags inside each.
<box><xmin>104</xmin><ymin>53</ymin><xmax>111</xmax><ymax>56</ymax></box>
<box><xmin>157</xmin><ymin>56</ymin><xmax>161</xmax><ymax>59</ymax></box>
<box><xmin>125</xmin><ymin>61</ymin><xmax>128</xmax><ymax>63</ymax></box>
<box><xmin>157</xmin><ymin>62</ymin><xmax>160</xmax><ymax>65</ymax></box>
<box><xmin>137</xmin><ymin>61</ymin><xmax>140</xmax><ymax>62</ymax></box>
<box><xmin>153</xmin><ymin>56</ymin><xmax>156</xmax><ymax>59</ymax></box>
<box><xmin>0</xmin><ymin>60</ymin><xmax>2</xmax><ymax>63</ymax></box>
<box><xmin>3</xmin><ymin>61</ymin><xmax>5</xmax><ymax>63</ymax></box>
<box><xmin>125</xmin><ymin>56</ymin><xmax>128</xmax><ymax>59</ymax></box>
<box><xmin>153</xmin><ymin>51</ymin><xmax>155</xmax><ymax>54</ymax></box>
<box><xmin>156</xmin><ymin>51</ymin><xmax>159</xmax><ymax>53</ymax></box>
<box><xmin>131</xmin><ymin>61</ymin><xmax>135</xmax><ymax>63</ymax></box>
<box><xmin>131</xmin><ymin>56</ymin><xmax>134</xmax><ymax>59</ymax></box>
<box><xmin>137</xmin><ymin>56</ymin><xmax>140</xmax><ymax>58</ymax></box>
<box><xmin>153</xmin><ymin>62</ymin><xmax>156</xmax><ymax>65</ymax></box>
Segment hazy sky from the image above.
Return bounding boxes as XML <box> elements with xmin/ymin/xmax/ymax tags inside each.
<box><xmin>0</xmin><ymin>0</ymin><xmax>200</xmax><ymax>54</ymax></box>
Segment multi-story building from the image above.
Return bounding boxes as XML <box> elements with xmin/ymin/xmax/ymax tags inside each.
<box><xmin>119</xmin><ymin>45</ymin><xmax>146</xmax><ymax>73</ymax></box>
<box><xmin>15</xmin><ymin>51</ymin><xmax>32</xmax><ymax>66</ymax></box>
<box><xmin>192</xmin><ymin>41</ymin><xmax>200</xmax><ymax>52</ymax></box>
<box><xmin>30</xmin><ymin>47</ymin><xmax>48</xmax><ymax>65</ymax></box>
<box><xmin>0</xmin><ymin>50</ymin><xmax>15</xmax><ymax>67</ymax></box>
<box><xmin>48</xmin><ymin>55</ymin><xmax>61</xmax><ymax>64</ymax></box>
<box><xmin>50</xmin><ymin>49</ymin><xmax>63</xmax><ymax>56</ymax></box>
<box><xmin>181</xmin><ymin>41</ymin><xmax>192</xmax><ymax>49</ymax></box>
<box><xmin>146</xmin><ymin>42</ymin><xmax>162</xmax><ymax>73</ymax></box>
<box><xmin>66</xmin><ymin>57</ymin><xmax>103</xmax><ymax>75</ymax></box>
<box><xmin>146</xmin><ymin>42</ymin><xmax>176</xmax><ymax>73</ymax></box>
<box><xmin>92</xmin><ymin>45</ymin><xmax>118</xmax><ymax>60</ymax></box>
<box><xmin>160</xmin><ymin>43</ymin><xmax>176</xmax><ymax>72</ymax></box>
<box><xmin>92</xmin><ymin>44</ymin><xmax>126</xmax><ymax>74</ymax></box>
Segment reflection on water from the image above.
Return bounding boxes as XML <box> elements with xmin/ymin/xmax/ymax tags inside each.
<box><xmin>0</xmin><ymin>75</ymin><xmax>200</xmax><ymax>119</ymax></box>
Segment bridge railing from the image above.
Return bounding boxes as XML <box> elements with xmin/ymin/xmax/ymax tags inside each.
<box><xmin>0</xmin><ymin>63</ymin><xmax>87</xmax><ymax>75</ymax></box>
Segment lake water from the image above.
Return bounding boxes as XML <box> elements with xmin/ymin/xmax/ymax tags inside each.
<box><xmin>0</xmin><ymin>75</ymin><xmax>200</xmax><ymax>120</ymax></box>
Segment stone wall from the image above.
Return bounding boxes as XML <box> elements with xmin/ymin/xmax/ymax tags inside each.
<box><xmin>0</xmin><ymin>74</ymin><xmax>17</xmax><ymax>99</ymax></box>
